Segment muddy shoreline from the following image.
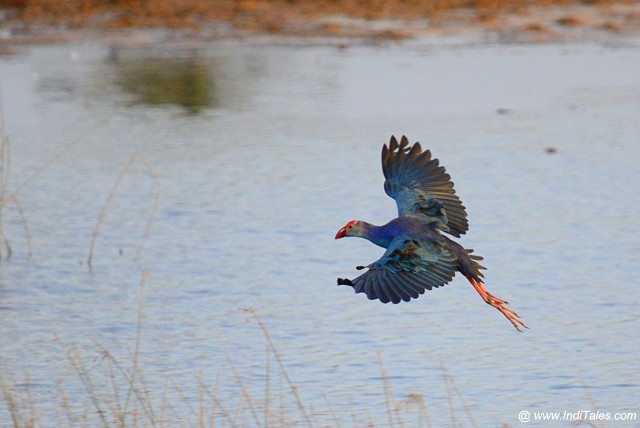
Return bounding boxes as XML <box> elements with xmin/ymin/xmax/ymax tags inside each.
<box><xmin>1</xmin><ymin>1</ymin><xmax>639</xmax><ymax>46</ymax></box>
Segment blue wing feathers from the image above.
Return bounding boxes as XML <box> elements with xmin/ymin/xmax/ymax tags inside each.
<box><xmin>344</xmin><ymin>236</ymin><xmax>457</xmax><ymax>304</ymax></box>
<box><xmin>387</xmin><ymin>275</ymin><xmax>413</xmax><ymax>302</ymax></box>
<box><xmin>394</xmin><ymin>273</ymin><xmax>422</xmax><ymax>298</ymax></box>
<box><xmin>378</xmin><ymin>277</ymin><xmax>394</xmax><ymax>303</ymax></box>
<box><xmin>393</xmin><ymin>272</ymin><xmax>418</xmax><ymax>302</ymax></box>
<box><xmin>380</xmin><ymin>270</ymin><xmax>399</xmax><ymax>303</ymax></box>
<box><xmin>403</xmin><ymin>273</ymin><xmax>428</xmax><ymax>294</ymax></box>
<box><xmin>382</xmin><ymin>135</ymin><xmax>469</xmax><ymax>237</ymax></box>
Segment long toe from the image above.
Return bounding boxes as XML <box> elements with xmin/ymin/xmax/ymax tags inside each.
<box><xmin>497</xmin><ymin>305</ymin><xmax>528</xmax><ymax>332</ymax></box>
<box><xmin>486</xmin><ymin>292</ymin><xmax>509</xmax><ymax>306</ymax></box>
<box><xmin>487</xmin><ymin>297</ymin><xmax>528</xmax><ymax>332</ymax></box>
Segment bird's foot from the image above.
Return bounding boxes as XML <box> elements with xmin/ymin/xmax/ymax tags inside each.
<box><xmin>486</xmin><ymin>292</ymin><xmax>509</xmax><ymax>306</ymax></box>
<box><xmin>485</xmin><ymin>293</ymin><xmax>529</xmax><ymax>332</ymax></box>
<box><xmin>467</xmin><ymin>277</ymin><xmax>528</xmax><ymax>332</ymax></box>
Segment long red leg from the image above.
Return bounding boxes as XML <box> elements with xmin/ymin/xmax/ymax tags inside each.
<box><xmin>466</xmin><ymin>276</ymin><xmax>528</xmax><ymax>332</ymax></box>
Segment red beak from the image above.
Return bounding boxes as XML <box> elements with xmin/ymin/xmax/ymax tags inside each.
<box><xmin>335</xmin><ymin>227</ymin><xmax>347</xmax><ymax>239</ymax></box>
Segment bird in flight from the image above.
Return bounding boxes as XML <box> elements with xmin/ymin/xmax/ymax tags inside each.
<box><xmin>335</xmin><ymin>135</ymin><xmax>527</xmax><ymax>332</ymax></box>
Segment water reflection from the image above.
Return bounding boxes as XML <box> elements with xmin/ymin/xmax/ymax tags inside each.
<box><xmin>112</xmin><ymin>55</ymin><xmax>214</xmax><ymax>113</ymax></box>
<box><xmin>30</xmin><ymin>44</ymin><xmax>263</xmax><ymax>114</ymax></box>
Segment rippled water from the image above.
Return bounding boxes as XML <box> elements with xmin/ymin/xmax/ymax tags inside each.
<box><xmin>1</xmin><ymin>36</ymin><xmax>639</xmax><ymax>427</ymax></box>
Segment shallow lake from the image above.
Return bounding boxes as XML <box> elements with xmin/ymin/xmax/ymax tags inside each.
<box><xmin>1</xmin><ymin>34</ymin><xmax>639</xmax><ymax>427</ymax></box>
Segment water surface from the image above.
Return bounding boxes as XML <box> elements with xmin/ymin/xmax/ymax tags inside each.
<box><xmin>1</xmin><ymin>36</ymin><xmax>639</xmax><ymax>426</ymax></box>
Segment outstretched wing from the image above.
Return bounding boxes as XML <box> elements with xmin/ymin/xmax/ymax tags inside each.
<box><xmin>337</xmin><ymin>236</ymin><xmax>457</xmax><ymax>304</ymax></box>
<box><xmin>382</xmin><ymin>135</ymin><xmax>469</xmax><ymax>237</ymax></box>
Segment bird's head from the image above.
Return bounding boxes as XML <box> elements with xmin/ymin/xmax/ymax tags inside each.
<box><xmin>335</xmin><ymin>220</ymin><xmax>363</xmax><ymax>239</ymax></box>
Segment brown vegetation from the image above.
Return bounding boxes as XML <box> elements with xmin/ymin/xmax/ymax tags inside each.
<box><xmin>556</xmin><ymin>15</ymin><xmax>586</xmax><ymax>25</ymax></box>
<box><xmin>0</xmin><ymin>0</ymin><xmax>638</xmax><ymax>37</ymax></box>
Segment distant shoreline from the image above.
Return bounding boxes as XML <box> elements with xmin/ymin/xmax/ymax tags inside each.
<box><xmin>1</xmin><ymin>1</ymin><xmax>639</xmax><ymax>44</ymax></box>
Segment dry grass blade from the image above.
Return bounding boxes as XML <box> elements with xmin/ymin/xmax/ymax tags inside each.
<box><xmin>199</xmin><ymin>373</ymin><xmax>227</xmax><ymax>427</ymax></box>
<box><xmin>570</xmin><ymin>421</ymin><xmax>603</xmax><ymax>428</ymax></box>
<box><xmin>439</xmin><ymin>357</ymin><xmax>478</xmax><ymax>428</ymax></box>
<box><xmin>570</xmin><ymin>378</ymin><xmax>603</xmax><ymax>428</ymax></box>
<box><xmin>278</xmin><ymin>367</ymin><xmax>285</xmax><ymax>427</ymax></box>
<box><xmin>348</xmin><ymin>398</ymin><xmax>359</xmax><ymax>428</ymax></box>
<box><xmin>56</xmin><ymin>336</ymin><xmax>110</xmax><ymax>428</ymax></box>
<box><xmin>160</xmin><ymin>378</ymin><xmax>170</xmax><ymax>426</ymax></box>
<box><xmin>195</xmin><ymin>373</ymin><xmax>235</xmax><ymax>427</ymax></box>
<box><xmin>12</xmin><ymin>197</ymin><xmax>33</xmax><ymax>257</ymax></box>
<box><xmin>92</xmin><ymin>340</ymin><xmax>159</xmax><ymax>426</ymax></box>
<box><xmin>23</xmin><ymin>372</ymin><xmax>39</xmax><ymax>427</ymax></box>
<box><xmin>440</xmin><ymin>358</ymin><xmax>457</xmax><ymax>428</ymax></box>
<box><xmin>90</xmin><ymin>273</ymin><xmax>158</xmax><ymax>427</ymax></box>
<box><xmin>133</xmin><ymin>156</ymin><xmax>160</xmax><ymax>264</ymax></box>
<box><xmin>240</xmin><ymin>308</ymin><xmax>313</xmax><ymax>428</ymax></box>
<box><xmin>395</xmin><ymin>393</ymin><xmax>431</xmax><ymax>428</ymax></box>
<box><xmin>87</xmin><ymin>152</ymin><xmax>159</xmax><ymax>269</ymax></box>
<box><xmin>579</xmin><ymin>377</ymin><xmax>598</xmax><ymax>416</ymax></box>
<box><xmin>55</xmin><ymin>379</ymin><xmax>76</xmax><ymax>427</ymax></box>
<box><xmin>0</xmin><ymin>95</ymin><xmax>28</xmax><ymax>260</ymax></box>
<box><xmin>0</xmin><ymin>109</ymin><xmax>10</xmax><ymax>259</ymax></box>
<box><xmin>122</xmin><ymin>272</ymin><xmax>151</xmax><ymax>423</ymax></box>
<box><xmin>1</xmin><ymin>378</ymin><xmax>21</xmax><ymax>428</ymax></box>
<box><xmin>198</xmin><ymin>375</ymin><xmax>205</xmax><ymax>428</ymax></box>
<box><xmin>167</xmin><ymin>378</ymin><xmax>200</xmax><ymax>423</ymax></box>
<box><xmin>265</xmin><ymin>344</ymin><xmax>271</xmax><ymax>428</ymax></box>
<box><xmin>102</xmin><ymin>354</ymin><xmax>123</xmax><ymax>427</ymax></box>
<box><xmin>323</xmin><ymin>392</ymin><xmax>342</xmax><ymax>428</ymax></box>
<box><xmin>377</xmin><ymin>352</ymin><xmax>396</xmax><ymax>428</ymax></box>
<box><xmin>226</xmin><ymin>353</ymin><xmax>263</xmax><ymax>428</ymax></box>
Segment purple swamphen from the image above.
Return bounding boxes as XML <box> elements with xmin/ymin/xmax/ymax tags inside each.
<box><xmin>335</xmin><ymin>136</ymin><xmax>527</xmax><ymax>332</ymax></box>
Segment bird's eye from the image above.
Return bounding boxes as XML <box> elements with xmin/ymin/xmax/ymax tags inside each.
<box><xmin>348</xmin><ymin>225</ymin><xmax>353</xmax><ymax>229</ymax></box>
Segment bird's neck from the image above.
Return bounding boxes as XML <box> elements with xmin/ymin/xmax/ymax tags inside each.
<box><xmin>360</xmin><ymin>222</ymin><xmax>393</xmax><ymax>249</ymax></box>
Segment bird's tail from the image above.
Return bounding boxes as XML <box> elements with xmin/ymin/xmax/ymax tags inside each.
<box><xmin>463</xmin><ymin>248</ymin><xmax>486</xmax><ymax>283</ymax></box>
